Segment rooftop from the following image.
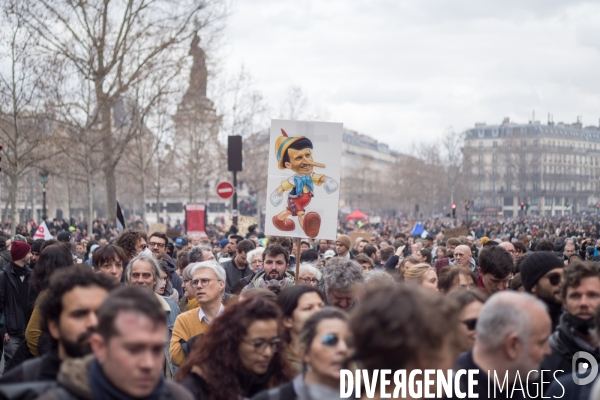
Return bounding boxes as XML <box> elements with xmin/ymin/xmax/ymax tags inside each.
<box><xmin>466</xmin><ymin>118</ymin><xmax>600</xmax><ymax>142</ymax></box>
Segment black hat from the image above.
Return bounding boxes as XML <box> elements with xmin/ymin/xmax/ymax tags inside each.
<box><xmin>57</xmin><ymin>231</ymin><xmax>72</xmax><ymax>243</ymax></box>
<box><xmin>520</xmin><ymin>251</ymin><xmax>564</xmax><ymax>292</ymax></box>
<box><xmin>0</xmin><ymin>236</ymin><xmax>6</xmax><ymax>249</ymax></box>
<box><xmin>31</xmin><ymin>239</ymin><xmax>45</xmax><ymax>253</ymax></box>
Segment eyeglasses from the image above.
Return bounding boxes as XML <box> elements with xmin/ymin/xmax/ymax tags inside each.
<box><xmin>251</xmin><ymin>260</ymin><xmax>263</xmax><ymax>265</ymax></box>
<box><xmin>299</xmin><ymin>277</ymin><xmax>319</xmax><ymax>284</ymax></box>
<box><xmin>191</xmin><ymin>278</ymin><xmax>218</xmax><ymax>287</ymax></box>
<box><xmin>137</xmin><ymin>244</ymin><xmax>148</xmax><ymax>252</ymax></box>
<box><xmin>461</xmin><ymin>318</ymin><xmax>477</xmax><ymax>331</ymax></box>
<box><xmin>546</xmin><ymin>273</ymin><xmax>562</xmax><ymax>286</ymax></box>
<box><xmin>148</xmin><ymin>242</ymin><xmax>166</xmax><ymax>249</ymax></box>
<box><xmin>243</xmin><ymin>338</ymin><xmax>282</xmax><ymax>354</ymax></box>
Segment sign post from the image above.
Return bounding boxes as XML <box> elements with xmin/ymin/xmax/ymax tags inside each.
<box><xmin>216</xmin><ymin>181</ymin><xmax>234</xmax><ymax>200</ymax></box>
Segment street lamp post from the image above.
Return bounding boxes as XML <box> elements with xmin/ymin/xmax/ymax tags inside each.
<box><xmin>40</xmin><ymin>171</ymin><xmax>49</xmax><ymax>221</ymax></box>
<box><xmin>204</xmin><ymin>182</ymin><xmax>209</xmax><ymax>232</ymax></box>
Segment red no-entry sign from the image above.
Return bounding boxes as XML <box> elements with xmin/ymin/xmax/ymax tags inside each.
<box><xmin>216</xmin><ymin>181</ymin><xmax>234</xmax><ymax>199</ymax></box>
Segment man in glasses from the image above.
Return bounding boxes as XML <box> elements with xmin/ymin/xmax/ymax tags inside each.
<box><xmin>541</xmin><ymin>261</ymin><xmax>600</xmax><ymax>380</ymax></box>
<box><xmin>520</xmin><ymin>252</ymin><xmax>564</xmax><ymax>330</ymax></box>
<box><xmin>148</xmin><ymin>232</ymin><xmax>183</xmax><ymax>299</ymax></box>
<box><xmin>170</xmin><ymin>261</ymin><xmax>226</xmax><ymax>367</ymax></box>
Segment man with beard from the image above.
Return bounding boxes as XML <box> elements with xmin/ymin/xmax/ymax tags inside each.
<box><xmin>246</xmin><ymin>245</ymin><xmax>295</xmax><ymax>294</ymax></box>
<box><xmin>30</xmin><ymin>239</ymin><xmax>44</xmax><ymax>270</ymax></box>
<box><xmin>520</xmin><ymin>252</ymin><xmax>564</xmax><ymax>330</ymax></box>
<box><xmin>541</xmin><ymin>261</ymin><xmax>600</xmax><ymax>379</ymax></box>
<box><xmin>454</xmin><ymin>291</ymin><xmax>552</xmax><ymax>399</ymax></box>
<box><xmin>0</xmin><ymin>267</ymin><xmax>117</xmax><ymax>382</ymax></box>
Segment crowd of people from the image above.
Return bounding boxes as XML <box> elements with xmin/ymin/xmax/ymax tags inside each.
<box><xmin>0</xmin><ymin>215</ymin><xmax>599</xmax><ymax>399</ymax></box>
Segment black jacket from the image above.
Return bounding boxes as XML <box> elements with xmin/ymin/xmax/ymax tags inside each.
<box><xmin>541</xmin><ymin>312</ymin><xmax>600</xmax><ymax>378</ymax></box>
<box><xmin>163</xmin><ymin>257</ymin><xmax>184</xmax><ymax>298</ymax></box>
<box><xmin>0</xmin><ymin>348</ymin><xmax>61</xmax><ymax>383</ymax></box>
<box><xmin>0</xmin><ymin>262</ymin><xmax>35</xmax><ymax>335</ymax></box>
<box><xmin>0</xmin><ymin>248</ymin><xmax>11</xmax><ymax>271</ymax></box>
<box><xmin>221</xmin><ymin>258</ymin><xmax>253</xmax><ymax>291</ymax></box>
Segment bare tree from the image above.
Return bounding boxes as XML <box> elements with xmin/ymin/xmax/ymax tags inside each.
<box><xmin>20</xmin><ymin>0</ymin><xmax>225</xmax><ymax>222</ymax></box>
<box><xmin>441</xmin><ymin>128</ymin><xmax>464</xmax><ymax>206</ymax></box>
<box><xmin>0</xmin><ymin>9</ymin><xmax>55</xmax><ymax>235</ymax></box>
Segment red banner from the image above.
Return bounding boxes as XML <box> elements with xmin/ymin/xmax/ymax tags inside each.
<box><xmin>186</xmin><ymin>204</ymin><xmax>206</xmax><ymax>234</ymax></box>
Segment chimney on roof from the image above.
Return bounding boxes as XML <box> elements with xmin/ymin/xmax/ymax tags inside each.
<box><xmin>502</xmin><ymin>117</ymin><xmax>510</xmax><ymax>125</ymax></box>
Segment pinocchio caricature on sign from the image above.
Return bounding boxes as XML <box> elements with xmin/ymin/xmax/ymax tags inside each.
<box><xmin>265</xmin><ymin>120</ymin><xmax>343</xmax><ymax>240</ymax></box>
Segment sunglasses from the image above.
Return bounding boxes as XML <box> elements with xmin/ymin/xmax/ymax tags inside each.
<box><xmin>461</xmin><ymin>318</ymin><xmax>477</xmax><ymax>331</ymax></box>
<box><xmin>546</xmin><ymin>273</ymin><xmax>562</xmax><ymax>286</ymax></box>
<box><xmin>322</xmin><ymin>333</ymin><xmax>343</xmax><ymax>347</ymax></box>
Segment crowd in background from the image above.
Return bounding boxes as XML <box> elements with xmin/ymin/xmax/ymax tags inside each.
<box><xmin>0</xmin><ymin>215</ymin><xmax>599</xmax><ymax>399</ymax></box>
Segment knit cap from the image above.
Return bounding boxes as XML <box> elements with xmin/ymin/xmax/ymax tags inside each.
<box><xmin>520</xmin><ymin>251</ymin><xmax>564</xmax><ymax>292</ymax></box>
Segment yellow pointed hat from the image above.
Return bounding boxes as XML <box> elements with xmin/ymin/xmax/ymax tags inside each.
<box><xmin>274</xmin><ymin>129</ymin><xmax>307</xmax><ymax>170</ymax></box>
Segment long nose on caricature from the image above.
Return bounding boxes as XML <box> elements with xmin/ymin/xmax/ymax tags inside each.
<box><xmin>303</xmin><ymin>160</ymin><xmax>326</xmax><ymax>168</ymax></box>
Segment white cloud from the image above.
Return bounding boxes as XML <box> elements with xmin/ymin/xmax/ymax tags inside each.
<box><xmin>221</xmin><ymin>0</ymin><xmax>600</xmax><ymax>151</ymax></box>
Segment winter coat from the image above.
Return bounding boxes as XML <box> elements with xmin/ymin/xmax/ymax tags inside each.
<box><xmin>246</xmin><ymin>270</ymin><xmax>296</xmax><ymax>292</ymax></box>
<box><xmin>0</xmin><ymin>248</ymin><xmax>11</xmax><ymax>270</ymax></box>
<box><xmin>36</xmin><ymin>355</ymin><xmax>193</xmax><ymax>400</ymax></box>
<box><xmin>163</xmin><ymin>257</ymin><xmax>184</xmax><ymax>299</ymax></box>
<box><xmin>221</xmin><ymin>258</ymin><xmax>253</xmax><ymax>291</ymax></box>
<box><xmin>541</xmin><ymin>312</ymin><xmax>600</xmax><ymax>378</ymax></box>
<box><xmin>0</xmin><ymin>262</ymin><xmax>35</xmax><ymax>335</ymax></box>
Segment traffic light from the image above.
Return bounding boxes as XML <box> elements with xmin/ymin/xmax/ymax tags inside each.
<box><xmin>464</xmin><ymin>200</ymin><xmax>470</xmax><ymax>211</ymax></box>
<box><xmin>596</xmin><ymin>204</ymin><xmax>599</xmax><ymax>210</ymax></box>
<box><xmin>520</xmin><ymin>201</ymin><xmax>525</xmax><ymax>210</ymax></box>
<box><xmin>451</xmin><ymin>203</ymin><xmax>456</xmax><ymax>218</ymax></box>
<box><xmin>564</xmin><ymin>202</ymin><xmax>570</xmax><ymax>209</ymax></box>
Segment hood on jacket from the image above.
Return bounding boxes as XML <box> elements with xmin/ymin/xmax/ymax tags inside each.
<box><xmin>56</xmin><ymin>354</ymin><xmax>95</xmax><ymax>399</ymax></box>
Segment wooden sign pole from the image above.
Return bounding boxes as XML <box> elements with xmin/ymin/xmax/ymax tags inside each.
<box><xmin>295</xmin><ymin>237</ymin><xmax>301</xmax><ymax>283</ymax></box>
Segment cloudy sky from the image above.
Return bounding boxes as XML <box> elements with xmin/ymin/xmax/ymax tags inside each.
<box><xmin>221</xmin><ymin>0</ymin><xmax>600</xmax><ymax>152</ymax></box>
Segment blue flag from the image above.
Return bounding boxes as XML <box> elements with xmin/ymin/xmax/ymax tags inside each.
<box><xmin>411</xmin><ymin>223</ymin><xmax>424</xmax><ymax>236</ymax></box>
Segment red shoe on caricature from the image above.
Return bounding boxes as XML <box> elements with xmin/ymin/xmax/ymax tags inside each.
<box><xmin>272</xmin><ymin>216</ymin><xmax>295</xmax><ymax>231</ymax></box>
<box><xmin>302</xmin><ymin>212</ymin><xmax>321</xmax><ymax>238</ymax></box>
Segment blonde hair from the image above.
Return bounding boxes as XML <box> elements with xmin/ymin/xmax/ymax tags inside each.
<box><xmin>402</xmin><ymin>263</ymin><xmax>436</xmax><ymax>284</ymax></box>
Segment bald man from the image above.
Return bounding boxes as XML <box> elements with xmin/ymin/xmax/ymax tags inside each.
<box><xmin>452</xmin><ymin>245</ymin><xmax>477</xmax><ymax>274</ymax></box>
<box><xmin>499</xmin><ymin>241</ymin><xmax>516</xmax><ymax>260</ymax></box>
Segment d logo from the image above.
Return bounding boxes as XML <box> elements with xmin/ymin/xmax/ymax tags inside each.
<box><xmin>572</xmin><ymin>351</ymin><xmax>598</xmax><ymax>385</ymax></box>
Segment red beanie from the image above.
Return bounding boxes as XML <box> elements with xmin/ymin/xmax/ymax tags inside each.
<box><xmin>10</xmin><ymin>241</ymin><xmax>31</xmax><ymax>262</ymax></box>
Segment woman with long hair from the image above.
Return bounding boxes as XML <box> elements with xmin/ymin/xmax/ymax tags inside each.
<box><xmin>402</xmin><ymin>263</ymin><xmax>438</xmax><ymax>292</ymax></box>
<box><xmin>438</xmin><ymin>266</ymin><xmax>477</xmax><ymax>294</ymax></box>
<box><xmin>415</xmin><ymin>248</ymin><xmax>432</xmax><ymax>265</ymax></box>
<box><xmin>277</xmin><ymin>285</ymin><xmax>325</xmax><ymax>374</ymax></box>
<box><xmin>446</xmin><ymin>289</ymin><xmax>487</xmax><ymax>353</ymax></box>
<box><xmin>251</xmin><ymin>308</ymin><xmax>353</xmax><ymax>399</ymax></box>
<box><xmin>178</xmin><ymin>297</ymin><xmax>294</xmax><ymax>400</ymax></box>
<box><xmin>26</xmin><ymin>243</ymin><xmax>75</xmax><ymax>356</ymax></box>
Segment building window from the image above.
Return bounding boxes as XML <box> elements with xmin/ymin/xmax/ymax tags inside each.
<box><xmin>478</xmin><ymin>182</ymin><xmax>483</xmax><ymax>192</ymax></box>
<box><xmin>492</xmin><ymin>153</ymin><xmax>497</xmax><ymax>162</ymax></box>
<box><xmin>531</xmin><ymin>197</ymin><xmax>539</xmax><ymax>206</ymax></box>
<box><xmin>555</xmin><ymin>197</ymin><xmax>562</xmax><ymax>206</ymax></box>
<box><xmin>478</xmin><ymin>154</ymin><xmax>483</xmax><ymax>162</ymax></box>
<box><xmin>521</xmin><ymin>140</ymin><xmax>526</xmax><ymax>147</ymax></box>
<box><xmin>493</xmin><ymin>141</ymin><xmax>497</xmax><ymax>148</ymax></box>
<box><xmin>504</xmin><ymin>197</ymin><xmax>514</xmax><ymax>206</ymax></box>
<box><xmin>533</xmin><ymin>140</ymin><xmax>538</xmax><ymax>147</ymax></box>
<box><xmin>545</xmin><ymin>198</ymin><xmax>552</xmax><ymax>206</ymax></box>
<box><xmin>478</xmin><ymin>167</ymin><xmax>483</xmax><ymax>177</ymax></box>
<box><xmin>479</xmin><ymin>141</ymin><xmax>483</xmax><ymax>148</ymax></box>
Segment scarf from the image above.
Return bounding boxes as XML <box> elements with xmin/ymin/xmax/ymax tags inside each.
<box><xmin>88</xmin><ymin>358</ymin><xmax>164</xmax><ymax>400</ymax></box>
<box><xmin>238</xmin><ymin>364</ymin><xmax>274</xmax><ymax>398</ymax></box>
<box><xmin>187</xmin><ymin>297</ymin><xmax>199</xmax><ymax>310</ymax></box>
<box><xmin>255</xmin><ymin>275</ymin><xmax>293</xmax><ymax>294</ymax></box>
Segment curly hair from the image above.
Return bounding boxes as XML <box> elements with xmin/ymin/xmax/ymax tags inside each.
<box><xmin>115</xmin><ymin>228</ymin><xmax>147</xmax><ymax>259</ymax></box>
<box><xmin>40</xmin><ymin>267</ymin><xmax>118</xmax><ymax>337</ymax></box>
<box><xmin>322</xmin><ymin>257</ymin><xmax>364</xmax><ymax>292</ymax></box>
<box><xmin>351</xmin><ymin>284</ymin><xmax>459</xmax><ymax>371</ymax></box>
<box><xmin>177</xmin><ymin>297</ymin><xmax>294</xmax><ymax>400</ymax></box>
<box><xmin>30</xmin><ymin>243</ymin><xmax>75</xmax><ymax>292</ymax></box>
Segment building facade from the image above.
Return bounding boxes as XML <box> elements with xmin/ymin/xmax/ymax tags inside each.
<box><xmin>463</xmin><ymin>118</ymin><xmax>600</xmax><ymax>217</ymax></box>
